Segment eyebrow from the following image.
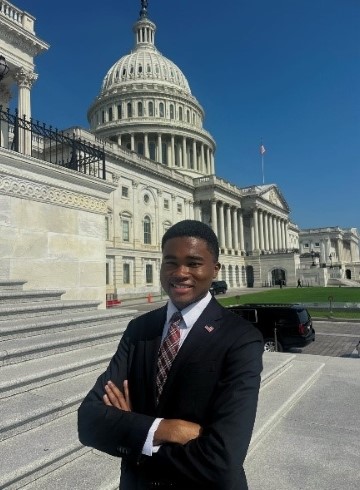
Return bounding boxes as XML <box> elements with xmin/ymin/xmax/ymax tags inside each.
<box><xmin>163</xmin><ymin>254</ymin><xmax>204</xmax><ymax>260</ymax></box>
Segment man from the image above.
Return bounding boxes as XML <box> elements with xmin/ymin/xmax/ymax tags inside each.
<box><xmin>78</xmin><ymin>220</ymin><xmax>263</xmax><ymax>489</ymax></box>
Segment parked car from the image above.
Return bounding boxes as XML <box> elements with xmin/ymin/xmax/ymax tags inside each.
<box><xmin>226</xmin><ymin>303</ymin><xmax>315</xmax><ymax>352</ymax></box>
<box><xmin>210</xmin><ymin>280</ymin><xmax>228</xmax><ymax>295</ymax></box>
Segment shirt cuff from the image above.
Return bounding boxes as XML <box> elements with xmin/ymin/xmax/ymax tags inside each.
<box><xmin>142</xmin><ymin>418</ymin><xmax>163</xmax><ymax>456</ymax></box>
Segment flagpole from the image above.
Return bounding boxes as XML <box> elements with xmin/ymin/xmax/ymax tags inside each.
<box><xmin>261</xmin><ymin>153</ymin><xmax>264</xmax><ymax>184</ymax></box>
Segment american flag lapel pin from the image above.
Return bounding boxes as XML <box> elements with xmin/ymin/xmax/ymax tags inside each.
<box><xmin>204</xmin><ymin>325</ymin><xmax>214</xmax><ymax>333</ymax></box>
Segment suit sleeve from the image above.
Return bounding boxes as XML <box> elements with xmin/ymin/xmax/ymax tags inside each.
<box><xmin>77</xmin><ymin>320</ymin><xmax>155</xmax><ymax>457</ymax></box>
<box><xmin>145</xmin><ymin>325</ymin><xmax>263</xmax><ymax>488</ymax></box>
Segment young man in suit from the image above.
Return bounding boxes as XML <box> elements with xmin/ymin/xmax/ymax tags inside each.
<box><xmin>78</xmin><ymin>220</ymin><xmax>263</xmax><ymax>489</ymax></box>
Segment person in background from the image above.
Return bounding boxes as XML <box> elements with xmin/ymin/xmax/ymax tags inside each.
<box><xmin>78</xmin><ymin>220</ymin><xmax>264</xmax><ymax>489</ymax></box>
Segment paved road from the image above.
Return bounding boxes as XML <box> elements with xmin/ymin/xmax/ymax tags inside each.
<box><xmin>123</xmin><ymin>300</ymin><xmax>360</xmax><ymax>359</ymax></box>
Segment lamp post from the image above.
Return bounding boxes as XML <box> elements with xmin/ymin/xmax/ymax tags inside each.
<box><xmin>0</xmin><ymin>55</ymin><xmax>9</xmax><ymax>81</ymax></box>
<box><xmin>329</xmin><ymin>253</ymin><xmax>333</xmax><ymax>269</ymax></box>
<box><xmin>310</xmin><ymin>249</ymin><xmax>315</xmax><ymax>266</ymax></box>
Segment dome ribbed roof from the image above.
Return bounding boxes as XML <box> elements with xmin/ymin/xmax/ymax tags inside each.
<box><xmin>100</xmin><ymin>4</ymin><xmax>191</xmax><ymax>95</ymax></box>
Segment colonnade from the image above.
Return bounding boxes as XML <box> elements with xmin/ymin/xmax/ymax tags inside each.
<box><xmin>194</xmin><ymin>201</ymin><xmax>289</xmax><ymax>254</ymax></box>
<box><xmin>118</xmin><ymin>132</ymin><xmax>215</xmax><ymax>174</ymax></box>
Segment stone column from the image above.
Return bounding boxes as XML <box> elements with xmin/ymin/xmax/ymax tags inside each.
<box><xmin>269</xmin><ymin>214</ymin><xmax>274</xmax><ymax>251</ymax></box>
<box><xmin>117</xmin><ymin>135</ymin><xmax>122</xmax><ymax>147</ymax></box>
<box><xmin>218</xmin><ymin>202</ymin><xmax>225</xmax><ymax>249</ymax></box>
<box><xmin>259</xmin><ymin>210</ymin><xmax>264</xmax><ymax>250</ymax></box>
<box><xmin>157</xmin><ymin>134</ymin><xmax>163</xmax><ymax>163</ymax></box>
<box><xmin>264</xmin><ymin>212</ymin><xmax>269</xmax><ymax>250</ymax></box>
<box><xmin>253</xmin><ymin>208</ymin><xmax>259</xmax><ymax>250</ymax></box>
<box><xmin>226</xmin><ymin>205</ymin><xmax>232</xmax><ymax>250</ymax></box>
<box><xmin>192</xmin><ymin>140</ymin><xmax>197</xmax><ymax>170</ymax></box>
<box><xmin>182</xmin><ymin>137</ymin><xmax>187</xmax><ymax>168</ymax></box>
<box><xmin>171</xmin><ymin>134</ymin><xmax>175</xmax><ymax>167</ymax></box>
<box><xmin>211</xmin><ymin>200</ymin><xmax>218</xmax><ymax>237</ymax></box>
<box><xmin>130</xmin><ymin>133</ymin><xmax>135</xmax><ymax>151</ymax></box>
<box><xmin>0</xmin><ymin>85</ymin><xmax>12</xmax><ymax>148</ymax></box>
<box><xmin>144</xmin><ymin>133</ymin><xmax>149</xmax><ymax>158</ymax></box>
<box><xmin>232</xmin><ymin>208</ymin><xmax>239</xmax><ymax>250</ymax></box>
<box><xmin>14</xmin><ymin>68</ymin><xmax>38</xmax><ymax>155</ymax></box>
<box><xmin>189</xmin><ymin>200</ymin><xmax>194</xmax><ymax>219</ymax></box>
<box><xmin>210</xmin><ymin>151</ymin><xmax>215</xmax><ymax>174</ymax></box>
<box><xmin>238</xmin><ymin>210</ymin><xmax>245</xmax><ymax>251</ymax></box>
<box><xmin>250</xmin><ymin>217</ymin><xmax>255</xmax><ymax>252</ymax></box>
<box><xmin>284</xmin><ymin>221</ymin><xmax>289</xmax><ymax>249</ymax></box>
<box><xmin>194</xmin><ymin>201</ymin><xmax>202</xmax><ymax>220</ymax></box>
<box><xmin>206</xmin><ymin>147</ymin><xmax>211</xmax><ymax>174</ymax></box>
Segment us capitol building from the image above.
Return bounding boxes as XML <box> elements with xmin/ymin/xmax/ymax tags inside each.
<box><xmin>0</xmin><ymin>1</ymin><xmax>359</xmax><ymax>304</ymax></box>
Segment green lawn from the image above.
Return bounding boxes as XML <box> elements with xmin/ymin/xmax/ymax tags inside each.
<box><xmin>217</xmin><ymin>287</ymin><xmax>360</xmax><ymax>319</ymax></box>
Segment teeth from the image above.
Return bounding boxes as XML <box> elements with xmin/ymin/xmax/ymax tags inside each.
<box><xmin>172</xmin><ymin>284</ymin><xmax>189</xmax><ymax>288</ymax></box>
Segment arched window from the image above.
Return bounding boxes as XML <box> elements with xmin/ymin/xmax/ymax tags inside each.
<box><xmin>138</xmin><ymin>101</ymin><xmax>143</xmax><ymax>117</ymax></box>
<box><xmin>144</xmin><ymin>216</ymin><xmax>151</xmax><ymax>244</ymax></box>
<box><xmin>127</xmin><ymin>102</ymin><xmax>132</xmax><ymax>118</ymax></box>
<box><xmin>137</xmin><ymin>142</ymin><xmax>144</xmax><ymax>155</ymax></box>
<box><xmin>117</xmin><ymin>104</ymin><xmax>122</xmax><ymax>119</ymax></box>
<box><xmin>108</xmin><ymin>107</ymin><xmax>113</xmax><ymax>122</ymax></box>
<box><xmin>170</xmin><ymin>104</ymin><xmax>174</xmax><ymax>119</ymax></box>
<box><xmin>162</xmin><ymin>142</ymin><xmax>168</xmax><ymax>165</ymax></box>
<box><xmin>159</xmin><ymin>102</ymin><xmax>165</xmax><ymax>118</ymax></box>
<box><xmin>179</xmin><ymin>107</ymin><xmax>183</xmax><ymax>121</ymax></box>
<box><xmin>186</xmin><ymin>110</ymin><xmax>190</xmax><ymax>123</ymax></box>
<box><xmin>148</xmin><ymin>101</ymin><xmax>154</xmax><ymax>117</ymax></box>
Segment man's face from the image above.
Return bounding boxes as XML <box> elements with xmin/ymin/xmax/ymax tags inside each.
<box><xmin>160</xmin><ymin>236</ymin><xmax>220</xmax><ymax>310</ymax></box>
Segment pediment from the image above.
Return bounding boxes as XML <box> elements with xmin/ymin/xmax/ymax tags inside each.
<box><xmin>259</xmin><ymin>185</ymin><xmax>289</xmax><ymax>211</ymax></box>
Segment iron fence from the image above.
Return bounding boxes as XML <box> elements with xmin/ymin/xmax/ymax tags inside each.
<box><xmin>0</xmin><ymin>106</ymin><xmax>106</xmax><ymax>179</ymax></box>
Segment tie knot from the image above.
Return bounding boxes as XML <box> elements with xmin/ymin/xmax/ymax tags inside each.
<box><xmin>170</xmin><ymin>311</ymin><xmax>182</xmax><ymax>325</ymax></box>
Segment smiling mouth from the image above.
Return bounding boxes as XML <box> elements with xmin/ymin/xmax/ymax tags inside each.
<box><xmin>170</xmin><ymin>283</ymin><xmax>192</xmax><ymax>289</ymax></box>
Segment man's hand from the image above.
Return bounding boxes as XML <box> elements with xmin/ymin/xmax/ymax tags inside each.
<box><xmin>154</xmin><ymin>419</ymin><xmax>202</xmax><ymax>445</ymax></box>
<box><xmin>103</xmin><ymin>380</ymin><xmax>132</xmax><ymax>411</ymax></box>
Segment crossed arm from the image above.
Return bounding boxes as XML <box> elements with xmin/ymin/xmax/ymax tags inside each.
<box><xmin>103</xmin><ymin>380</ymin><xmax>201</xmax><ymax>445</ymax></box>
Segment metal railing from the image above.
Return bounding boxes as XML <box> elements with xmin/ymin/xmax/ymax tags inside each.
<box><xmin>0</xmin><ymin>107</ymin><xmax>106</xmax><ymax>180</ymax></box>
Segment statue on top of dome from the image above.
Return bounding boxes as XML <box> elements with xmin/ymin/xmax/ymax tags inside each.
<box><xmin>140</xmin><ymin>0</ymin><xmax>148</xmax><ymax>18</ymax></box>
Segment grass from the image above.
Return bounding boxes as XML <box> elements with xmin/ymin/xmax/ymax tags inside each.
<box><xmin>217</xmin><ymin>287</ymin><xmax>360</xmax><ymax>319</ymax></box>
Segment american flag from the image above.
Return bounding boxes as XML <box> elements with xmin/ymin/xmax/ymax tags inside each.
<box><xmin>260</xmin><ymin>144</ymin><xmax>266</xmax><ymax>155</ymax></box>
<box><xmin>204</xmin><ymin>325</ymin><xmax>214</xmax><ymax>333</ymax></box>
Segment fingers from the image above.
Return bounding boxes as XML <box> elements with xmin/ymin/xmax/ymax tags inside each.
<box><xmin>123</xmin><ymin>380</ymin><xmax>132</xmax><ymax>411</ymax></box>
<box><xmin>103</xmin><ymin>380</ymin><xmax>131</xmax><ymax>411</ymax></box>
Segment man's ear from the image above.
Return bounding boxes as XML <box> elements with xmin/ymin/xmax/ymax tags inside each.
<box><xmin>213</xmin><ymin>262</ymin><xmax>221</xmax><ymax>278</ymax></box>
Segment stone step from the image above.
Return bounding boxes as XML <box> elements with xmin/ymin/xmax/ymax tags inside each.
<box><xmin>0</xmin><ymin>340</ymin><xmax>120</xmax><ymax>398</ymax></box>
<box><xmin>0</xmin><ymin>367</ymin><xmax>108</xmax><ymax>441</ymax></box>
<box><xmin>249</xmin><ymin>353</ymin><xmax>325</xmax><ymax>451</ymax></box>
<box><xmin>0</xmin><ymin>316</ymin><xmax>129</xmax><ymax>365</ymax></box>
<box><xmin>0</xmin><ymin>289</ymin><xmax>65</xmax><ymax>305</ymax></box>
<box><xmin>0</xmin><ymin>299</ymin><xmax>102</xmax><ymax>321</ymax></box>
<box><xmin>22</xmin><ymin>450</ymin><xmax>120</xmax><ymax>490</ymax></box>
<box><xmin>0</xmin><ymin>411</ymin><xmax>87</xmax><ymax>490</ymax></box>
<box><xmin>0</xmin><ymin>308</ymin><xmax>136</xmax><ymax>341</ymax></box>
<box><xmin>0</xmin><ymin>279</ymin><xmax>27</xmax><ymax>291</ymax></box>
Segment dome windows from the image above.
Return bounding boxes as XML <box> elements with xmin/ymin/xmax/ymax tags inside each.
<box><xmin>138</xmin><ymin>102</ymin><xmax>143</xmax><ymax>117</ymax></box>
<box><xmin>179</xmin><ymin>107</ymin><xmax>183</xmax><ymax>121</ymax></box>
<box><xmin>127</xmin><ymin>102</ymin><xmax>132</xmax><ymax>118</ymax></box>
<box><xmin>159</xmin><ymin>102</ymin><xmax>164</xmax><ymax>118</ymax></box>
<box><xmin>170</xmin><ymin>104</ymin><xmax>174</xmax><ymax>120</ymax></box>
<box><xmin>148</xmin><ymin>101</ymin><xmax>154</xmax><ymax>117</ymax></box>
<box><xmin>138</xmin><ymin>65</ymin><xmax>143</xmax><ymax>74</ymax></box>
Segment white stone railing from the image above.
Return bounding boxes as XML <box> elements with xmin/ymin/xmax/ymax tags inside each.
<box><xmin>194</xmin><ymin>175</ymin><xmax>241</xmax><ymax>195</ymax></box>
<box><xmin>0</xmin><ymin>1</ymin><xmax>34</xmax><ymax>32</ymax></box>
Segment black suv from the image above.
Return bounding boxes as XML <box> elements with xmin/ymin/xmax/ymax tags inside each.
<box><xmin>227</xmin><ymin>303</ymin><xmax>315</xmax><ymax>352</ymax></box>
<box><xmin>210</xmin><ymin>280</ymin><xmax>228</xmax><ymax>295</ymax></box>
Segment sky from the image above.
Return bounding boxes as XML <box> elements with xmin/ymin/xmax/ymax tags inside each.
<box><xmin>11</xmin><ymin>0</ymin><xmax>360</xmax><ymax>231</ymax></box>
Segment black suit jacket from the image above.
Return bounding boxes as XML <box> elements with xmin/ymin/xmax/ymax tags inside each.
<box><xmin>78</xmin><ymin>298</ymin><xmax>264</xmax><ymax>490</ymax></box>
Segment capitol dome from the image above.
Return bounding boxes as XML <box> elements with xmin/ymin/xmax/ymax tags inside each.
<box><xmin>88</xmin><ymin>1</ymin><xmax>216</xmax><ymax>178</ymax></box>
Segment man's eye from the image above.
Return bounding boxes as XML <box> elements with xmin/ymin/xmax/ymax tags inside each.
<box><xmin>188</xmin><ymin>262</ymin><xmax>201</xmax><ymax>267</ymax></box>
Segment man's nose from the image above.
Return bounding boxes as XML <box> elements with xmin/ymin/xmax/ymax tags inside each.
<box><xmin>173</xmin><ymin>264</ymin><xmax>190</xmax><ymax>275</ymax></box>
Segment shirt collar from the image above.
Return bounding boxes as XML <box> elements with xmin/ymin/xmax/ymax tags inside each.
<box><xmin>166</xmin><ymin>292</ymin><xmax>212</xmax><ymax>329</ymax></box>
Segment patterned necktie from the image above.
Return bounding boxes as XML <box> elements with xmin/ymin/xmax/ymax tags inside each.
<box><xmin>156</xmin><ymin>311</ymin><xmax>182</xmax><ymax>403</ymax></box>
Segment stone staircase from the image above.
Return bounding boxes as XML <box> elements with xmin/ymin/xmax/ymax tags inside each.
<box><xmin>0</xmin><ymin>277</ymin><xmax>328</xmax><ymax>490</ymax></box>
<box><xmin>0</xmin><ymin>280</ymin><xmax>136</xmax><ymax>490</ymax></box>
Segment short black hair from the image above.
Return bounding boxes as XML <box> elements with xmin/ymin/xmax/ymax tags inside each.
<box><xmin>161</xmin><ymin>220</ymin><xmax>219</xmax><ymax>261</ymax></box>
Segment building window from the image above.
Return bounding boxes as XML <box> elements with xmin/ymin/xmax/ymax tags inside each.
<box><xmin>106</xmin><ymin>262</ymin><xmax>110</xmax><ymax>285</ymax></box>
<box><xmin>121</xmin><ymin>186</ymin><xmax>129</xmax><ymax>198</ymax></box>
<box><xmin>102</xmin><ymin>111</ymin><xmax>105</xmax><ymax>123</ymax></box>
<box><xmin>159</xmin><ymin>102</ymin><xmax>164</xmax><ymax>117</ymax></box>
<box><xmin>315</xmin><ymin>242</ymin><xmax>320</xmax><ymax>247</ymax></box>
<box><xmin>123</xmin><ymin>263</ymin><xmax>130</xmax><ymax>284</ymax></box>
<box><xmin>148</xmin><ymin>101</ymin><xmax>154</xmax><ymax>116</ymax></box>
<box><xmin>138</xmin><ymin>101</ymin><xmax>143</xmax><ymax>117</ymax></box>
<box><xmin>108</xmin><ymin>107</ymin><xmax>113</xmax><ymax>121</ymax></box>
<box><xmin>170</xmin><ymin>104</ymin><xmax>174</xmax><ymax>119</ymax></box>
<box><xmin>122</xmin><ymin>220</ymin><xmax>130</xmax><ymax>242</ymax></box>
<box><xmin>127</xmin><ymin>102</ymin><xmax>132</xmax><ymax>118</ymax></box>
<box><xmin>144</xmin><ymin>194</ymin><xmax>150</xmax><ymax>204</ymax></box>
<box><xmin>144</xmin><ymin>216</ymin><xmax>151</xmax><ymax>244</ymax></box>
<box><xmin>179</xmin><ymin>107</ymin><xmax>183</xmax><ymax>121</ymax></box>
<box><xmin>117</xmin><ymin>104</ymin><xmax>122</xmax><ymax>119</ymax></box>
<box><xmin>177</xmin><ymin>203</ymin><xmax>182</xmax><ymax>213</ymax></box>
<box><xmin>164</xmin><ymin>198</ymin><xmax>169</xmax><ymax>209</ymax></box>
<box><xmin>186</xmin><ymin>110</ymin><xmax>190</xmax><ymax>123</ymax></box>
<box><xmin>149</xmin><ymin>142</ymin><xmax>156</xmax><ymax>160</ymax></box>
<box><xmin>304</xmin><ymin>243</ymin><xmax>309</xmax><ymax>248</ymax></box>
<box><xmin>162</xmin><ymin>142</ymin><xmax>168</xmax><ymax>165</ymax></box>
<box><xmin>137</xmin><ymin>142</ymin><xmax>144</xmax><ymax>155</ymax></box>
<box><xmin>146</xmin><ymin>264</ymin><xmax>153</xmax><ymax>283</ymax></box>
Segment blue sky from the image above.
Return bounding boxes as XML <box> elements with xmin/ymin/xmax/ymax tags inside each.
<box><xmin>12</xmin><ymin>0</ymin><xmax>360</xmax><ymax>231</ymax></box>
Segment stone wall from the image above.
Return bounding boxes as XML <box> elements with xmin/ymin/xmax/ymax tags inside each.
<box><xmin>0</xmin><ymin>149</ymin><xmax>115</xmax><ymax>307</ymax></box>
